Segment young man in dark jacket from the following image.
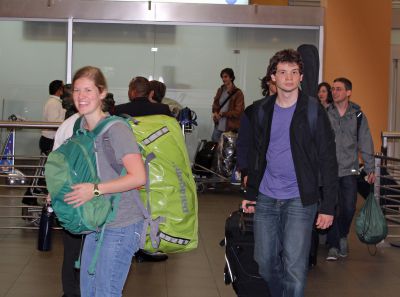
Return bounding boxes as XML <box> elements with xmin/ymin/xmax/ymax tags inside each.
<box><xmin>242</xmin><ymin>49</ymin><xmax>338</xmax><ymax>297</ymax></box>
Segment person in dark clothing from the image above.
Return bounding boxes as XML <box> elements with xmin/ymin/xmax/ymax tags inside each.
<box><xmin>61</xmin><ymin>230</ymin><xmax>82</xmax><ymax>297</ymax></box>
<box><xmin>103</xmin><ymin>92</ymin><xmax>116</xmax><ymax>114</ymax></box>
<box><xmin>114</xmin><ymin>76</ymin><xmax>172</xmax><ymax>117</ymax></box>
<box><xmin>148</xmin><ymin>80</ymin><xmax>166</xmax><ymax>104</ymax></box>
<box><xmin>236</xmin><ymin>68</ymin><xmax>276</xmax><ymax>186</ymax></box>
<box><xmin>241</xmin><ymin>49</ymin><xmax>338</xmax><ymax>297</ymax></box>
<box><xmin>61</xmin><ymin>84</ymin><xmax>78</xmax><ymax>120</ymax></box>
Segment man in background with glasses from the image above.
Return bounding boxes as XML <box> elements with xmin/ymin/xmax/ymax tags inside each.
<box><xmin>326</xmin><ymin>77</ymin><xmax>375</xmax><ymax>261</ymax></box>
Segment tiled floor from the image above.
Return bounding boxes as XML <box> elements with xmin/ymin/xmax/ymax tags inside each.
<box><xmin>1</xmin><ymin>186</ymin><xmax>400</xmax><ymax>297</ymax></box>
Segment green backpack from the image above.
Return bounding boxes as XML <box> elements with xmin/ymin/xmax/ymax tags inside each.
<box><xmin>105</xmin><ymin>115</ymin><xmax>198</xmax><ymax>254</ymax></box>
<box><xmin>45</xmin><ymin>116</ymin><xmax>123</xmax><ymax>274</ymax></box>
<box><xmin>45</xmin><ymin>116</ymin><xmax>122</xmax><ymax>234</ymax></box>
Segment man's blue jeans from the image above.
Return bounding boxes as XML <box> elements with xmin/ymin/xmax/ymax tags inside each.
<box><xmin>254</xmin><ymin>194</ymin><xmax>317</xmax><ymax>297</ymax></box>
<box><xmin>211</xmin><ymin>127</ymin><xmax>223</xmax><ymax>143</ymax></box>
<box><xmin>80</xmin><ymin>220</ymin><xmax>143</xmax><ymax>297</ymax></box>
<box><xmin>327</xmin><ymin>175</ymin><xmax>358</xmax><ymax>249</ymax></box>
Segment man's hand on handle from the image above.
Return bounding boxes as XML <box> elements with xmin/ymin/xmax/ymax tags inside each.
<box><xmin>242</xmin><ymin>200</ymin><xmax>256</xmax><ymax>213</ymax></box>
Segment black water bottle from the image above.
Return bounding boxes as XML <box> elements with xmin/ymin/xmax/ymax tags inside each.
<box><xmin>37</xmin><ymin>204</ymin><xmax>54</xmax><ymax>251</ymax></box>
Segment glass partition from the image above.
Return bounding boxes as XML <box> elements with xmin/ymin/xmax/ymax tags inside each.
<box><xmin>72</xmin><ymin>22</ymin><xmax>319</xmax><ymax>159</ymax></box>
<box><xmin>0</xmin><ymin>20</ymin><xmax>67</xmax><ymax>155</ymax></box>
<box><xmin>0</xmin><ymin>18</ymin><xmax>319</xmax><ymax>158</ymax></box>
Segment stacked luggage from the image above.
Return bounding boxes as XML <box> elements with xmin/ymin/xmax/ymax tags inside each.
<box><xmin>192</xmin><ymin>132</ymin><xmax>239</xmax><ymax>184</ymax></box>
<box><xmin>192</xmin><ymin>140</ymin><xmax>218</xmax><ymax>177</ymax></box>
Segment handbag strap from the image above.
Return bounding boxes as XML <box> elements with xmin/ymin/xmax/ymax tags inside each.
<box><xmin>219</xmin><ymin>88</ymin><xmax>238</xmax><ymax>110</ymax></box>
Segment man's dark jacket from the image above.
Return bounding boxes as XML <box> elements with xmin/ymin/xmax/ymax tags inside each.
<box><xmin>114</xmin><ymin>97</ymin><xmax>172</xmax><ymax>117</ymax></box>
<box><xmin>245</xmin><ymin>92</ymin><xmax>338</xmax><ymax>215</ymax></box>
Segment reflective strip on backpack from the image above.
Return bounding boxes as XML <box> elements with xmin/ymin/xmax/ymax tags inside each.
<box><xmin>159</xmin><ymin>231</ymin><xmax>190</xmax><ymax>246</ymax></box>
<box><xmin>141</xmin><ymin>127</ymin><xmax>169</xmax><ymax>145</ymax></box>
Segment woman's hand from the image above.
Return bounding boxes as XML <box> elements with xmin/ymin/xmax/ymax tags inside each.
<box><xmin>64</xmin><ymin>183</ymin><xmax>95</xmax><ymax>208</ymax></box>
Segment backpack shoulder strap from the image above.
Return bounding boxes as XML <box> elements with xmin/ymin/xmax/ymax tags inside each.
<box><xmin>356</xmin><ymin>110</ymin><xmax>363</xmax><ymax>141</ymax></box>
<box><xmin>72</xmin><ymin>115</ymin><xmax>126</xmax><ymax>137</ymax></box>
<box><xmin>97</xmin><ymin>116</ymin><xmax>132</xmax><ymax>173</ymax></box>
<box><xmin>92</xmin><ymin>116</ymin><xmax>127</xmax><ymax>137</ymax></box>
<box><xmin>72</xmin><ymin>116</ymin><xmax>83</xmax><ymax>135</ymax></box>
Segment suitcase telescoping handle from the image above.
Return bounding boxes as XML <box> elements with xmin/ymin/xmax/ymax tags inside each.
<box><xmin>238</xmin><ymin>205</ymin><xmax>254</xmax><ymax>234</ymax></box>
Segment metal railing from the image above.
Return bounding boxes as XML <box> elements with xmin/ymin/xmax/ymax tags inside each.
<box><xmin>377</xmin><ymin>132</ymin><xmax>400</xmax><ymax>246</ymax></box>
<box><xmin>0</xmin><ymin>120</ymin><xmax>60</xmax><ymax>229</ymax></box>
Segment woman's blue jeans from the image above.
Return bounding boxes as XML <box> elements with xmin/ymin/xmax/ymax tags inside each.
<box><xmin>80</xmin><ymin>220</ymin><xmax>143</xmax><ymax>297</ymax></box>
<box><xmin>254</xmin><ymin>194</ymin><xmax>317</xmax><ymax>297</ymax></box>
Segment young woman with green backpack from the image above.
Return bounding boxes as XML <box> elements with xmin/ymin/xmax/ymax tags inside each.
<box><xmin>63</xmin><ymin>66</ymin><xmax>146</xmax><ymax>296</ymax></box>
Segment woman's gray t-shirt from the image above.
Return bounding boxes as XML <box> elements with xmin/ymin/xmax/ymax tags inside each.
<box><xmin>92</xmin><ymin>120</ymin><xmax>144</xmax><ymax>228</ymax></box>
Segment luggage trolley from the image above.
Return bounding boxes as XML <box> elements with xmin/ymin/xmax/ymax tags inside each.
<box><xmin>177</xmin><ymin>109</ymin><xmax>240</xmax><ymax>193</ymax></box>
<box><xmin>192</xmin><ymin>132</ymin><xmax>241</xmax><ymax>193</ymax></box>
<box><xmin>192</xmin><ymin>140</ymin><xmax>228</xmax><ymax>193</ymax></box>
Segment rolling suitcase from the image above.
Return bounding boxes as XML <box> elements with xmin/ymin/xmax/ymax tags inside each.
<box><xmin>224</xmin><ymin>209</ymin><xmax>270</xmax><ymax>297</ymax></box>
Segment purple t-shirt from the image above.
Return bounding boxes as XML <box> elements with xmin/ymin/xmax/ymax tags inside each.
<box><xmin>259</xmin><ymin>103</ymin><xmax>300</xmax><ymax>199</ymax></box>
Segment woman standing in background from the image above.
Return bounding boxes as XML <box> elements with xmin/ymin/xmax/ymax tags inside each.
<box><xmin>317</xmin><ymin>82</ymin><xmax>333</xmax><ymax>108</ymax></box>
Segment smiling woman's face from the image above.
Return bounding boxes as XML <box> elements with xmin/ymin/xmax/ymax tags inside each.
<box><xmin>73</xmin><ymin>77</ymin><xmax>105</xmax><ymax>116</ymax></box>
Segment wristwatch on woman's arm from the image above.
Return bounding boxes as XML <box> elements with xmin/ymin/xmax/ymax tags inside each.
<box><xmin>93</xmin><ymin>183</ymin><xmax>102</xmax><ymax>197</ymax></box>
